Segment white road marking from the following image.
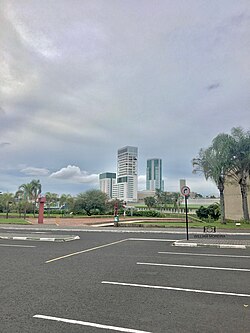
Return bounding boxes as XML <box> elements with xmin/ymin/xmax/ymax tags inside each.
<box><xmin>158</xmin><ymin>251</ymin><xmax>250</xmax><ymax>258</ymax></box>
<box><xmin>33</xmin><ymin>314</ymin><xmax>152</xmax><ymax>333</ymax></box>
<box><xmin>102</xmin><ymin>281</ymin><xmax>250</xmax><ymax>298</ymax></box>
<box><xmin>0</xmin><ymin>244</ymin><xmax>36</xmax><ymax>248</ymax></box>
<box><xmin>137</xmin><ymin>262</ymin><xmax>250</xmax><ymax>272</ymax></box>
<box><xmin>129</xmin><ymin>238</ymin><xmax>177</xmax><ymax>242</ymax></box>
<box><xmin>46</xmin><ymin>239</ymin><xmax>128</xmax><ymax>263</ymax></box>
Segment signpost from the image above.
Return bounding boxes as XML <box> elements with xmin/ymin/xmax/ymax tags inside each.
<box><xmin>181</xmin><ymin>186</ymin><xmax>190</xmax><ymax>241</ymax></box>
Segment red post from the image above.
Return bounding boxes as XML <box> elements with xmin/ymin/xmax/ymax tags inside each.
<box><xmin>38</xmin><ymin>196</ymin><xmax>46</xmax><ymax>224</ymax></box>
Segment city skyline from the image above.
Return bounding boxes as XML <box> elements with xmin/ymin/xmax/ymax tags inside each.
<box><xmin>1</xmin><ymin>1</ymin><xmax>249</xmax><ymax>196</ymax></box>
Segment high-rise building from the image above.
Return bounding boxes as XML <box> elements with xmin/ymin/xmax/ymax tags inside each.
<box><xmin>116</xmin><ymin>146</ymin><xmax>138</xmax><ymax>202</ymax></box>
<box><xmin>180</xmin><ymin>179</ymin><xmax>186</xmax><ymax>192</ymax></box>
<box><xmin>99</xmin><ymin>172</ymin><xmax>116</xmax><ymax>198</ymax></box>
<box><xmin>146</xmin><ymin>158</ymin><xmax>164</xmax><ymax>191</ymax></box>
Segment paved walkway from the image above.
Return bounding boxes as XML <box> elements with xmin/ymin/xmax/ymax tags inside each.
<box><xmin>26</xmin><ymin>216</ymin><xmax>185</xmax><ymax>226</ymax></box>
<box><xmin>174</xmin><ymin>237</ymin><xmax>250</xmax><ymax>249</ymax></box>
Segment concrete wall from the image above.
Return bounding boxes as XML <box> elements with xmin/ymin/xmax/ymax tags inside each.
<box><xmin>224</xmin><ymin>178</ymin><xmax>250</xmax><ymax>220</ymax></box>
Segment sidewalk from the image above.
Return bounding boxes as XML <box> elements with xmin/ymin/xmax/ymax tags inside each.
<box><xmin>173</xmin><ymin>236</ymin><xmax>250</xmax><ymax>249</ymax></box>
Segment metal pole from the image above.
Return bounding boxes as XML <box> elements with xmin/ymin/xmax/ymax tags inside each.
<box><xmin>185</xmin><ymin>196</ymin><xmax>189</xmax><ymax>240</ymax></box>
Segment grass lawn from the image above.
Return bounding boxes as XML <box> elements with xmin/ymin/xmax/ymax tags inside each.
<box><xmin>0</xmin><ymin>218</ymin><xmax>31</xmax><ymax>224</ymax></box>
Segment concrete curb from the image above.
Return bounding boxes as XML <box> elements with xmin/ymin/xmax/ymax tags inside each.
<box><xmin>173</xmin><ymin>242</ymin><xmax>248</xmax><ymax>249</ymax></box>
<box><xmin>0</xmin><ymin>234</ymin><xmax>80</xmax><ymax>242</ymax></box>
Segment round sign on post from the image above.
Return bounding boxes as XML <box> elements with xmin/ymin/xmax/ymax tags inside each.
<box><xmin>181</xmin><ymin>186</ymin><xmax>190</xmax><ymax>241</ymax></box>
<box><xmin>181</xmin><ymin>186</ymin><xmax>190</xmax><ymax>197</ymax></box>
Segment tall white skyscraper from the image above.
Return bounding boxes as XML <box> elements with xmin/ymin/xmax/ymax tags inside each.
<box><xmin>116</xmin><ymin>146</ymin><xmax>138</xmax><ymax>202</ymax></box>
<box><xmin>146</xmin><ymin>158</ymin><xmax>164</xmax><ymax>191</ymax></box>
<box><xmin>99</xmin><ymin>172</ymin><xmax>116</xmax><ymax>198</ymax></box>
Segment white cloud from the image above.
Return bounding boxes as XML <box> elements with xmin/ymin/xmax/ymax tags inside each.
<box><xmin>20</xmin><ymin>167</ymin><xmax>50</xmax><ymax>176</ymax></box>
<box><xmin>50</xmin><ymin>165</ymin><xmax>99</xmax><ymax>184</ymax></box>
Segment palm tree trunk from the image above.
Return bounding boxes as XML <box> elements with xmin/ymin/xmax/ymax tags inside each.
<box><xmin>33</xmin><ymin>203</ymin><xmax>36</xmax><ymax>217</ymax></box>
<box><xmin>239</xmin><ymin>175</ymin><xmax>250</xmax><ymax>221</ymax></box>
<box><xmin>218</xmin><ymin>181</ymin><xmax>226</xmax><ymax>224</ymax></box>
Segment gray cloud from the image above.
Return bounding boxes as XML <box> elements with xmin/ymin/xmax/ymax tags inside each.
<box><xmin>207</xmin><ymin>83</ymin><xmax>221</xmax><ymax>91</ymax></box>
<box><xmin>0</xmin><ymin>0</ymin><xmax>249</xmax><ymax>195</ymax></box>
<box><xmin>20</xmin><ymin>167</ymin><xmax>50</xmax><ymax>176</ymax></box>
<box><xmin>0</xmin><ymin>142</ymin><xmax>10</xmax><ymax>148</ymax></box>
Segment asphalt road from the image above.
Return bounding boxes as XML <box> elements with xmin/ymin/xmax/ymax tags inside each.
<box><xmin>1</xmin><ymin>230</ymin><xmax>250</xmax><ymax>333</ymax></box>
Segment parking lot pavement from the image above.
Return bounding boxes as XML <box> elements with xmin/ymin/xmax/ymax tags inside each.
<box><xmin>1</xmin><ymin>230</ymin><xmax>250</xmax><ymax>332</ymax></box>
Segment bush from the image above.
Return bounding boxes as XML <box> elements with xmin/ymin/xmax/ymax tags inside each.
<box><xmin>196</xmin><ymin>204</ymin><xmax>220</xmax><ymax>221</ymax></box>
<box><xmin>132</xmin><ymin>210</ymin><xmax>164</xmax><ymax>217</ymax></box>
<box><xmin>196</xmin><ymin>206</ymin><xmax>209</xmax><ymax>219</ymax></box>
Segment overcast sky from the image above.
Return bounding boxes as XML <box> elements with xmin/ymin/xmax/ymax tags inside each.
<box><xmin>1</xmin><ymin>0</ymin><xmax>249</xmax><ymax>196</ymax></box>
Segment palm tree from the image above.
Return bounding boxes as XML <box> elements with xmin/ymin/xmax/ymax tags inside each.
<box><xmin>229</xmin><ymin>127</ymin><xmax>250</xmax><ymax>221</ymax></box>
<box><xmin>45</xmin><ymin>192</ymin><xmax>58</xmax><ymax>217</ymax></box>
<box><xmin>193</xmin><ymin>133</ymin><xmax>234</xmax><ymax>224</ymax></box>
<box><xmin>17</xmin><ymin>183</ymin><xmax>33</xmax><ymax>219</ymax></box>
<box><xmin>30</xmin><ymin>179</ymin><xmax>42</xmax><ymax>217</ymax></box>
<box><xmin>59</xmin><ymin>194</ymin><xmax>73</xmax><ymax>208</ymax></box>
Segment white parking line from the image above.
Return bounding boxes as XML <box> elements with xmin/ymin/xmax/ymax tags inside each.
<box><xmin>137</xmin><ymin>262</ymin><xmax>250</xmax><ymax>272</ymax></box>
<box><xmin>158</xmin><ymin>251</ymin><xmax>250</xmax><ymax>258</ymax></box>
<box><xmin>46</xmin><ymin>239</ymin><xmax>128</xmax><ymax>263</ymax></box>
<box><xmin>102</xmin><ymin>281</ymin><xmax>250</xmax><ymax>298</ymax></box>
<box><xmin>33</xmin><ymin>314</ymin><xmax>152</xmax><ymax>333</ymax></box>
<box><xmin>0</xmin><ymin>244</ymin><xmax>36</xmax><ymax>248</ymax></box>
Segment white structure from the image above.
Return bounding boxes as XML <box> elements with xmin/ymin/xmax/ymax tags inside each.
<box><xmin>116</xmin><ymin>146</ymin><xmax>138</xmax><ymax>202</ymax></box>
<box><xmin>99</xmin><ymin>172</ymin><xmax>116</xmax><ymax>198</ymax></box>
<box><xmin>180</xmin><ymin>179</ymin><xmax>186</xmax><ymax>192</ymax></box>
<box><xmin>146</xmin><ymin>158</ymin><xmax>164</xmax><ymax>191</ymax></box>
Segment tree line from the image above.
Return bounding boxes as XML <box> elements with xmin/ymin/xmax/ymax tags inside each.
<box><xmin>0</xmin><ymin>181</ymin><xmax>124</xmax><ymax>218</ymax></box>
<box><xmin>193</xmin><ymin>127</ymin><xmax>250</xmax><ymax>224</ymax></box>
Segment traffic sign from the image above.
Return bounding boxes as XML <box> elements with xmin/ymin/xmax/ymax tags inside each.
<box><xmin>181</xmin><ymin>185</ymin><xmax>190</xmax><ymax>196</ymax></box>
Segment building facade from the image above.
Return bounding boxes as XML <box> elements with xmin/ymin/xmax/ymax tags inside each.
<box><xmin>116</xmin><ymin>146</ymin><xmax>138</xmax><ymax>202</ymax></box>
<box><xmin>179</xmin><ymin>179</ymin><xmax>186</xmax><ymax>192</ymax></box>
<box><xmin>99</xmin><ymin>172</ymin><xmax>116</xmax><ymax>198</ymax></box>
<box><xmin>146</xmin><ymin>158</ymin><xmax>164</xmax><ymax>191</ymax></box>
<box><xmin>224</xmin><ymin>177</ymin><xmax>250</xmax><ymax>220</ymax></box>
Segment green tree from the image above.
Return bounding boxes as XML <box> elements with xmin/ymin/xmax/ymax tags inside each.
<box><xmin>59</xmin><ymin>194</ymin><xmax>74</xmax><ymax>215</ymax></box>
<box><xmin>45</xmin><ymin>192</ymin><xmax>59</xmax><ymax>217</ymax></box>
<box><xmin>0</xmin><ymin>193</ymin><xmax>14</xmax><ymax>219</ymax></box>
<box><xmin>193</xmin><ymin>133</ymin><xmax>234</xmax><ymax>224</ymax></box>
<box><xmin>144</xmin><ymin>196</ymin><xmax>156</xmax><ymax>210</ymax></box>
<box><xmin>229</xmin><ymin>127</ymin><xmax>250</xmax><ymax>221</ymax></box>
<box><xmin>75</xmin><ymin>190</ymin><xmax>108</xmax><ymax>216</ymax></box>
